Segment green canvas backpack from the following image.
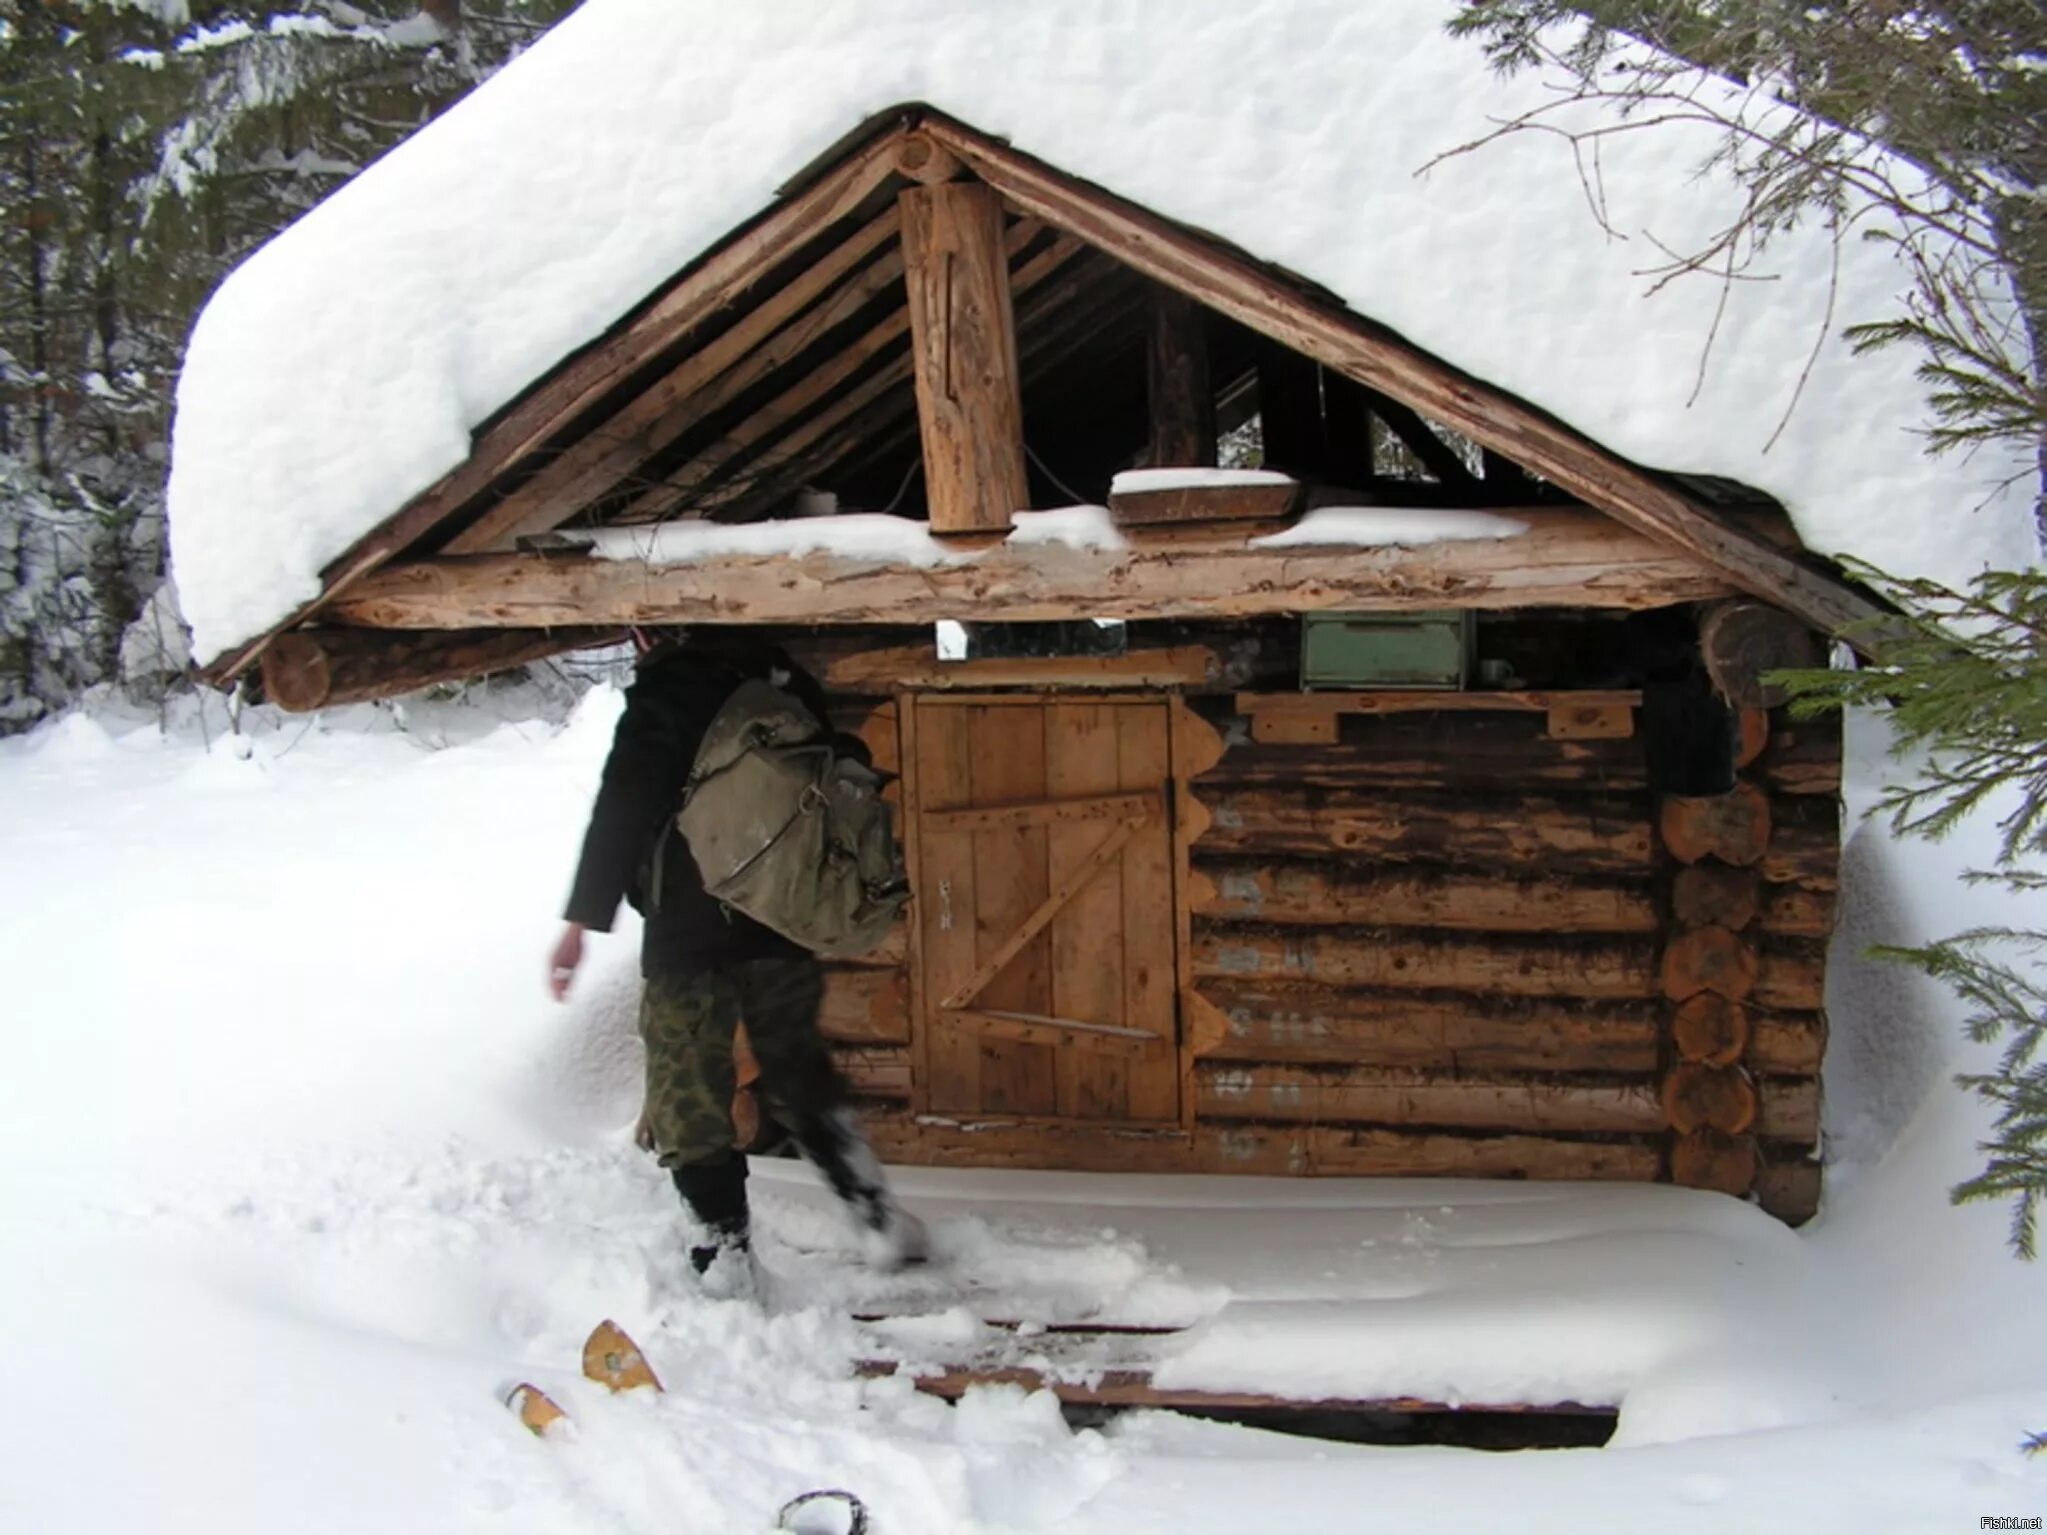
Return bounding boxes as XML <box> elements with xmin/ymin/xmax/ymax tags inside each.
<box><xmin>675</xmin><ymin>678</ymin><xmax>909</xmax><ymax>959</ymax></box>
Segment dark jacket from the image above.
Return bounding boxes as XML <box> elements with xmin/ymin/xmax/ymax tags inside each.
<box><xmin>562</xmin><ymin>635</ymin><xmax>847</xmax><ymax>977</ymax></box>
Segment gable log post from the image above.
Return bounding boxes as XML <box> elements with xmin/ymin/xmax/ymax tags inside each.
<box><xmin>1320</xmin><ymin>372</ymin><xmax>1376</xmax><ymax>486</ymax></box>
<box><xmin>900</xmin><ymin>180</ymin><xmax>1030</xmax><ymax>534</ymax></box>
<box><xmin>1146</xmin><ymin>286</ymin><xmax>1215</xmax><ymax>467</ymax></box>
<box><xmin>1254</xmin><ymin>339</ymin><xmax>1325</xmax><ymax>479</ymax></box>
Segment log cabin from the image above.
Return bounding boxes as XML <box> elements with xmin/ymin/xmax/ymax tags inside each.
<box><xmin>171</xmin><ymin>9</ymin><xmax>2032</xmax><ymax>1248</ymax></box>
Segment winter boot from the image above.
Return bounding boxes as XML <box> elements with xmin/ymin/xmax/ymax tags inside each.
<box><xmin>796</xmin><ymin>1106</ymin><xmax>929</xmax><ymax>1271</ymax></box>
<box><xmin>670</xmin><ymin>1157</ymin><xmax>753</xmax><ymax>1282</ymax></box>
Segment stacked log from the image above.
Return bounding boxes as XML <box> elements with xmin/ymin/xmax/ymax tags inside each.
<box><xmin>1185</xmin><ymin>693</ymin><xmax>1838</xmax><ymax>1216</ymax></box>
<box><xmin>1656</xmin><ymin>705</ymin><xmax>1835</xmax><ymax>1221</ymax></box>
<box><xmin>799</xmin><ymin>655</ymin><xmax>1838</xmax><ymax>1220</ymax></box>
<box><xmin>1187</xmin><ymin>706</ymin><xmax>1673</xmax><ymax>1179</ymax></box>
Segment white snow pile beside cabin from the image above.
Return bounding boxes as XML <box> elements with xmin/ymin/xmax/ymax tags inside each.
<box><xmin>165</xmin><ymin>0</ymin><xmax>2041</xmax><ymax>664</ymax></box>
<box><xmin>7</xmin><ymin>693</ymin><xmax>2047</xmax><ymax>1532</ymax></box>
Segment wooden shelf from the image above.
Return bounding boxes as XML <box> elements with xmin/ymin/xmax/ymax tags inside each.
<box><xmin>1236</xmin><ymin>689</ymin><xmax>1642</xmax><ymax>744</ymax></box>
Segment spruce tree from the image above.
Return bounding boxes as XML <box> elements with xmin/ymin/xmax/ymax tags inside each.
<box><xmin>1451</xmin><ymin>3</ymin><xmax>2047</xmax><ymax>1255</ymax></box>
<box><xmin>0</xmin><ymin>0</ymin><xmax>578</xmax><ymax>730</ymax></box>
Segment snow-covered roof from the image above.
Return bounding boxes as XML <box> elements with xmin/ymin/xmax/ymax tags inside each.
<box><xmin>166</xmin><ymin>0</ymin><xmax>2041</xmax><ymax>664</ymax></box>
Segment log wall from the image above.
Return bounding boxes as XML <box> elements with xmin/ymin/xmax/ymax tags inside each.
<box><xmin>1657</xmin><ymin>711</ymin><xmax>1834</xmax><ymax>1220</ymax></box>
<box><xmin>790</xmin><ymin>648</ymin><xmax>1837</xmax><ymax>1227</ymax></box>
<box><xmin>1182</xmin><ymin>701</ymin><xmax>1837</xmax><ymax>1222</ymax></box>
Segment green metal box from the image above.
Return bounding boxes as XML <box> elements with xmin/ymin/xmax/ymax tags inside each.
<box><xmin>1300</xmin><ymin>610</ymin><xmax>1473</xmax><ymax>690</ymax></box>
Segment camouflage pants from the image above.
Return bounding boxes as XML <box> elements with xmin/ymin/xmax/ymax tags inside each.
<box><xmin>637</xmin><ymin>956</ymin><xmax>847</xmax><ymax>1170</ymax></box>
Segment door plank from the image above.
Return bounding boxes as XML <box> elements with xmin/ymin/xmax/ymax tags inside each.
<box><xmin>968</xmin><ymin>705</ymin><xmax>1059</xmax><ymax>1115</ymax></box>
<box><xmin>916</xmin><ymin>703</ymin><xmax>982</xmax><ymax>1113</ymax></box>
<box><xmin>922</xmin><ymin>790</ymin><xmax>1156</xmax><ymax>834</ymax></box>
<box><xmin>956</xmin><ymin>1009</ymin><xmax>1162</xmax><ymax>1057</ymax></box>
<box><xmin>1047</xmin><ymin>702</ymin><xmax>1135</xmax><ymax>1119</ymax></box>
<box><xmin>940</xmin><ymin>812</ymin><xmax>1146</xmax><ymax>1010</ymax></box>
<box><xmin>1119</xmin><ymin>704</ymin><xmax>1181</xmax><ymax>1122</ymax></box>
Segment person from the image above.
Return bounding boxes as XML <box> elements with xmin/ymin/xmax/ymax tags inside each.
<box><xmin>547</xmin><ymin>628</ymin><xmax>926</xmax><ymax>1291</ymax></box>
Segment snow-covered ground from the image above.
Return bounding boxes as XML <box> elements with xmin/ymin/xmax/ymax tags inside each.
<box><xmin>5</xmin><ymin>689</ymin><xmax>2047</xmax><ymax>1533</ymax></box>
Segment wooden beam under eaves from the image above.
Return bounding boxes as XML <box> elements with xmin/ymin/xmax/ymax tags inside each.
<box><xmin>913</xmin><ymin>114</ymin><xmax>1884</xmax><ymax>639</ymax></box>
<box><xmin>322</xmin><ymin>507</ymin><xmax>1745</xmax><ymax>629</ymax></box>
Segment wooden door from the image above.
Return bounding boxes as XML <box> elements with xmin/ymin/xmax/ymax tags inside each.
<box><xmin>909</xmin><ymin>697</ymin><xmax>1179</xmax><ymax>1123</ymax></box>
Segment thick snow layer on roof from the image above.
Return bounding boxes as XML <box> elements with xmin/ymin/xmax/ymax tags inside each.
<box><xmin>166</xmin><ymin>0</ymin><xmax>2042</xmax><ymax>662</ymax></box>
<box><xmin>1252</xmin><ymin>507</ymin><xmax>1530</xmax><ymax>548</ymax></box>
<box><xmin>583</xmin><ymin>504</ymin><xmax>1131</xmax><ymax>565</ymax></box>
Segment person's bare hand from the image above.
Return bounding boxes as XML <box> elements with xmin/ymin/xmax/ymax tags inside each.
<box><xmin>548</xmin><ymin>922</ymin><xmax>586</xmax><ymax>1001</ymax></box>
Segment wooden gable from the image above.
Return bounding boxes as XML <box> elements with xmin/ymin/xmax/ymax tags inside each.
<box><xmin>208</xmin><ymin>107</ymin><xmax>1882</xmax><ymax>701</ymax></box>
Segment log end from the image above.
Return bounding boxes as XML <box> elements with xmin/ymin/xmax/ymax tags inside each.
<box><xmin>1670</xmin><ymin>1128</ymin><xmax>1758</xmax><ymax>1195</ymax></box>
<box><xmin>1701</xmin><ymin>601</ymin><xmax>1821</xmax><ymax>709</ymax></box>
<box><xmin>1661</xmin><ymin>925</ymin><xmax>1759</xmax><ymax>1002</ymax></box>
<box><xmin>1663</xmin><ymin>1062</ymin><xmax>1758</xmax><ymax>1136</ymax></box>
<box><xmin>260</xmin><ymin>632</ymin><xmax>333</xmax><ymax>713</ymax></box>
<box><xmin>1671</xmin><ymin>994</ymin><xmax>1751</xmax><ymax>1067</ymax></box>
<box><xmin>1659</xmin><ymin>781</ymin><xmax>1772</xmax><ymax>866</ymax></box>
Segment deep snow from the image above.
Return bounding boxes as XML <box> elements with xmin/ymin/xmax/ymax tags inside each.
<box><xmin>165</xmin><ymin>0</ymin><xmax>2041</xmax><ymax>663</ymax></box>
<box><xmin>5</xmin><ymin>689</ymin><xmax>2047</xmax><ymax>1532</ymax></box>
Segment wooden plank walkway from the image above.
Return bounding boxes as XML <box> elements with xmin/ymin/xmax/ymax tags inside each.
<box><xmin>852</xmin><ymin>1320</ymin><xmax>1616</xmax><ymax>1417</ymax></box>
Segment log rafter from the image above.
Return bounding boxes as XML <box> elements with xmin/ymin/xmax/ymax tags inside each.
<box><xmin>617</xmin><ymin>232</ymin><xmax>1092</xmax><ymax>527</ymax></box>
<box><xmin>442</xmin><ymin>205</ymin><xmax>911</xmax><ymax>555</ymax></box>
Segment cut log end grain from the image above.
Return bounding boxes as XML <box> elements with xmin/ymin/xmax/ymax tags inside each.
<box><xmin>1758</xmin><ymin>717</ymin><xmax>1844</xmax><ymax>796</ymax></box>
<box><xmin>1671</xmin><ymin>994</ymin><xmax>1751</xmax><ymax>1066</ymax></box>
<box><xmin>1757</xmin><ymin>1155</ymin><xmax>1823</xmax><ymax>1226</ymax></box>
<box><xmin>261</xmin><ymin>625</ymin><xmax>620</xmax><ymax>712</ymax></box>
<box><xmin>1734</xmin><ymin>708</ymin><xmax>1770</xmax><ymax>769</ymax></box>
<box><xmin>1700</xmin><ymin>601</ymin><xmax>1822</xmax><ymax>709</ymax></box>
<box><xmin>1672</xmin><ymin>863</ymin><xmax>1761</xmax><ymax>930</ymax></box>
<box><xmin>1661</xmin><ymin>925</ymin><xmax>1758</xmax><ymax>1002</ymax></box>
<box><xmin>1659</xmin><ymin>782</ymin><xmax>1771</xmax><ymax>866</ymax></box>
<box><xmin>1662</xmin><ymin>1062</ymin><xmax>1758</xmax><ymax>1135</ymax></box>
<box><xmin>1670</xmin><ymin>1128</ymin><xmax>1758</xmax><ymax>1195</ymax></box>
